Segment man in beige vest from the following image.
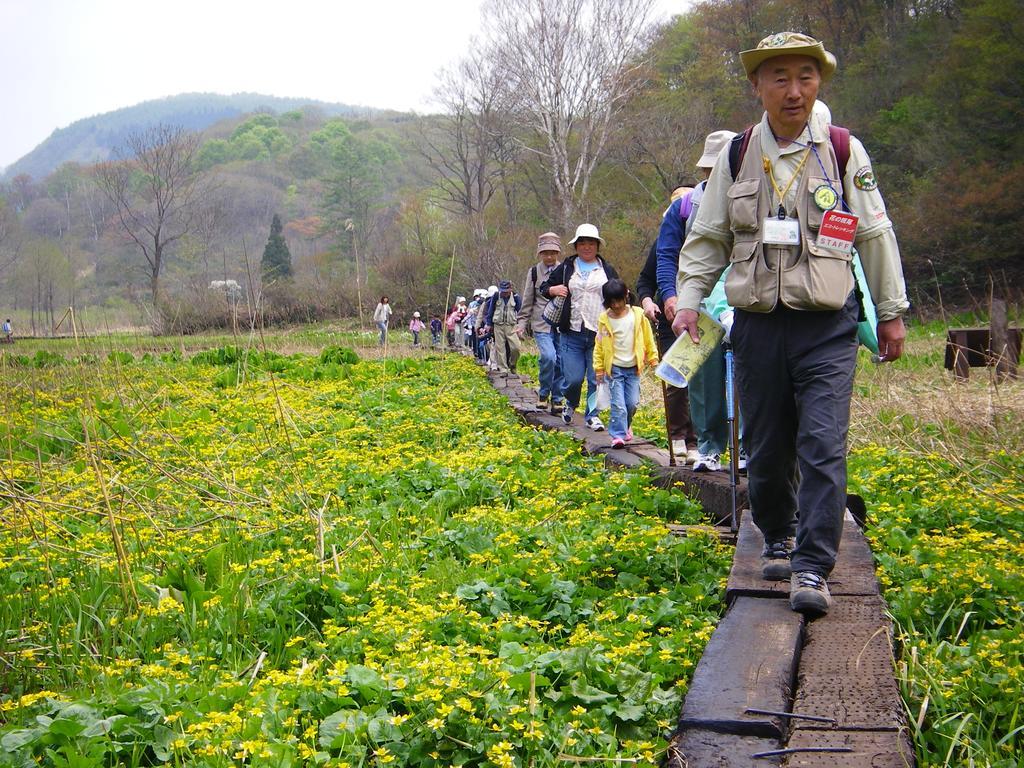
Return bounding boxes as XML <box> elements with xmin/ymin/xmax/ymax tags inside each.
<box><xmin>517</xmin><ymin>232</ymin><xmax>565</xmax><ymax>411</ymax></box>
<box><xmin>673</xmin><ymin>32</ymin><xmax>908</xmax><ymax>615</ymax></box>
<box><xmin>486</xmin><ymin>279</ymin><xmax>523</xmax><ymax>372</ymax></box>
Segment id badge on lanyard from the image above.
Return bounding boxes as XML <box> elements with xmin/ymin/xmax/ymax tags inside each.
<box><xmin>763</xmin><ymin>216</ymin><xmax>801</xmax><ymax>246</ymax></box>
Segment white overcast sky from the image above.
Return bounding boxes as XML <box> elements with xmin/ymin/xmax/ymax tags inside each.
<box><xmin>0</xmin><ymin>0</ymin><xmax>686</xmax><ymax>171</ymax></box>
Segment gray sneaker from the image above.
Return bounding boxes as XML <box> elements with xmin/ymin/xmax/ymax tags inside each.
<box><xmin>561</xmin><ymin>403</ymin><xmax>574</xmax><ymax>425</ymax></box>
<box><xmin>760</xmin><ymin>537</ymin><xmax>795</xmax><ymax>580</ymax></box>
<box><xmin>790</xmin><ymin>571</ymin><xmax>832</xmax><ymax>615</ymax></box>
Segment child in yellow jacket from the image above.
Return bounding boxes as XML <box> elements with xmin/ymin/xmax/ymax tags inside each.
<box><xmin>594</xmin><ymin>279</ymin><xmax>659</xmax><ymax>448</ymax></box>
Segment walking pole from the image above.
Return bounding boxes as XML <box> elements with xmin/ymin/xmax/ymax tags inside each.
<box><xmin>725</xmin><ymin>344</ymin><xmax>739</xmax><ymax>533</ymax></box>
<box><xmin>661</xmin><ymin>380</ymin><xmax>677</xmax><ymax>467</ymax></box>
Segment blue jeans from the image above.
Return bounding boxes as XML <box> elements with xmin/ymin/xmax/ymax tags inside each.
<box><xmin>608</xmin><ymin>365</ymin><xmax>640</xmax><ymax>440</ymax></box>
<box><xmin>377</xmin><ymin>321</ymin><xmax>388</xmax><ymax>346</ymax></box>
<box><xmin>688</xmin><ymin>344</ymin><xmax>730</xmax><ymax>455</ymax></box>
<box><xmin>535</xmin><ymin>330</ymin><xmax>564</xmax><ymax>403</ymax></box>
<box><xmin>560</xmin><ymin>328</ymin><xmax>598</xmax><ymax>419</ymax></box>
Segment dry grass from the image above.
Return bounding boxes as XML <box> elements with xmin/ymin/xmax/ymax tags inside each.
<box><xmin>850</xmin><ymin>336</ymin><xmax>1024</xmax><ymax>465</ymax></box>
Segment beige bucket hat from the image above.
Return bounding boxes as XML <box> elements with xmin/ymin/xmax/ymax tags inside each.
<box><xmin>536</xmin><ymin>232</ymin><xmax>562</xmax><ymax>255</ymax></box>
<box><xmin>696</xmin><ymin>130</ymin><xmax>738</xmax><ymax>170</ymax></box>
<box><xmin>740</xmin><ymin>32</ymin><xmax>837</xmax><ymax>81</ymax></box>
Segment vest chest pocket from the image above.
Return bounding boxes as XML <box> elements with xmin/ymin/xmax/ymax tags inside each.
<box><xmin>727</xmin><ymin>179</ymin><xmax>760</xmax><ymax>233</ymax></box>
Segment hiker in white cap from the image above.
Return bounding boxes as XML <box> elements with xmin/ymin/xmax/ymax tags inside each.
<box><xmin>409</xmin><ymin>311</ymin><xmax>425</xmax><ymax>347</ymax></box>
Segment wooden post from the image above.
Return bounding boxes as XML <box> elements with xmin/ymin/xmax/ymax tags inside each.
<box><xmin>661</xmin><ymin>380</ymin><xmax>676</xmax><ymax>466</ymax></box>
<box><xmin>989</xmin><ymin>298</ymin><xmax>1017</xmax><ymax>381</ymax></box>
<box><xmin>952</xmin><ymin>329</ymin><xmax>970</xmax><ymax>381</ymax></box>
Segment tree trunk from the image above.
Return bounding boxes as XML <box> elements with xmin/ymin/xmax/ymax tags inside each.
<box><xmin>150</xmin><ymin>251</ymin><xmax>163</xmax><ymax>336</ymax></box>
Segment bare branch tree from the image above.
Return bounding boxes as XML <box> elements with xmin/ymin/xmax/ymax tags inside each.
<box><xmin>419</xmin><ymin>52</ymin><xmax>504</xmax><ymax>217</ymax></box>
<box><xmin>94</xmin><ymin>124</ymin><xmax>206</xmax><ymax>326</ymax></box>
<box><xmin>482</xmin><ymin>0</ymin><xmax>657</xmax><ymax>230</ymax></box>
<box><xmin>414</xmin><ymin>47</ymin><xmax>521</xmax><ymax>257</ymax></box>
<box><xmin>0</xmin><ymin>198</ymin><xmax>19</xmax><ymax>274</ymax></box>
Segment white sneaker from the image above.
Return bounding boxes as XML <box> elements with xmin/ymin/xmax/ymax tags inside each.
<box><xmin>671</xmin><ymin>439</ymin><xmax>689</xmax><ymax>456</ymax></box>
<box><xmin>586</xmin><ymin>416</ymin><xmax>605</xmax><ymax>431</ymax></box>
<box><xmin>693</xmin><ymin>453</ymin><xmax>722</xmax><ymax>472</ymax></box>
<box><xmin>737</xmin><ymin>451</ymin><xmax>748</xmax><ymax>473</ymax></box>
<box><xmin>685</xmin><ymin>448</ymin><xmax>701</xmax><ymax>465</ymax></box>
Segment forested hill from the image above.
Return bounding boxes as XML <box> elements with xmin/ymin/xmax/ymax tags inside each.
<box><xmin>3</xmin><ymin>93</ymin><xmax>391</xmax><ymax>181</ymax></box>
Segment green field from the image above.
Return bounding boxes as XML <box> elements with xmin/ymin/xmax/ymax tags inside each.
<box><xmin>0</xmin><ymin>339</ymin><xmax>728</xmax><ymax>767</ymax></box>
<box><xmin>1</xmin><ymin>322</ymin><xmax>1021</xmax><ymax>767</ymax></box>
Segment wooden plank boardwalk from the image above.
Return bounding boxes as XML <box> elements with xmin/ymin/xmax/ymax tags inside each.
<box><xmin>485</xmin><ymin>368</ymin><xmax>915</xmax><ymax>768</ymax></box>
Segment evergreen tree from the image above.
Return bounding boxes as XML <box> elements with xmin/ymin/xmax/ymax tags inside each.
<box><xmin>261</xmin><ymin>214</ymin><xmax>292</xmax><ymax>283</ymax></box>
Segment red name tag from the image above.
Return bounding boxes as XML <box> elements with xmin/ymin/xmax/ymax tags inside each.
<box><xmin>817</xmin><ymin>210</ymin><xmax>858</xmax><ymax>254</ymax></box>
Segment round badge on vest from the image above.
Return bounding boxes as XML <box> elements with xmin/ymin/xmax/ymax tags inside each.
<box><xmin>813</xmin><ymin>184</ymin><xmax>839</xmax><ymax>211</ymax></box>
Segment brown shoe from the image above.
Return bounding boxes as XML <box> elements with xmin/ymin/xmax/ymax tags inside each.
<box><xmin>760</xmin><ymin>537</ymin><xmax>795</xmax><ymax>580</ymax></box>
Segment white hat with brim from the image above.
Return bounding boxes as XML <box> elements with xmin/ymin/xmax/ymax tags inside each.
<box><xmin>740</xmin><ymin>32</ymin><xmax>837</xmax><ymax>82</ymax></box>
<box><xmin>697</xmin><ymin>130</ymin><xmax>738</xmax><ymax>170</ymax></box>
<box><xmin>568</xmin><ymin>223</ymin><xmax>605</xmax><ymax>248</ymax></box>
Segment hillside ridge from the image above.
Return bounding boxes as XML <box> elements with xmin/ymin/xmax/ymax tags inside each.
<box><xmin>3</xmin><ymin>91</ymin><xmax>395</xmax><ymax>181</ymax></box>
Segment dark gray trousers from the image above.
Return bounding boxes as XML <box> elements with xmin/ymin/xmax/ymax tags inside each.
<box><xmin>731</xmin><ymin>292</ymin><xmax>860</xmax><ymax>576</ymax></box>
<box><xmin>656</xmin><ymin>315</ymin><xmax>697</xmax><ymax>446</ymax></box>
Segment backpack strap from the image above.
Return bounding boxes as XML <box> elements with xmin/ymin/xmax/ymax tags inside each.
<box><xmin>728</xmin><ymin>126</ymin><xmax>754</xmax><ymax>180</ymax></box>
<box><xmin>827</xmin><ymin>124</ymin><xmax>851</xmax><ymax>180</ymax></box>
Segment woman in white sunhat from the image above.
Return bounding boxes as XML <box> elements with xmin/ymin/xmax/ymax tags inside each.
<box><xmin>540</xmin><ymin>223</ymin><xmax>621</xmax><ymax>431</ymax></box>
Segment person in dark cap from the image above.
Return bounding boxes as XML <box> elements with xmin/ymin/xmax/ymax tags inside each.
<box><xmin>485</xmin><ymin>279</ymin><xmax>523</xmax><ymax>372</ymax></box>
<box><xmin>672</xmin><ymin>32</ymin><xmax>909</xmax><ymax>616</ymax></box>
<box><xmin>517</xmin><ymin>232</ymin><xmax>565</xmax><ymax>412</ymax></box>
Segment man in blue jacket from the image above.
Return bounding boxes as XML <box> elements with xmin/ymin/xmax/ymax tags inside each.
<box><xmin>655</xmin><ymin>130</ymin><xmax>737</xmax><ymax>470</ymax></box>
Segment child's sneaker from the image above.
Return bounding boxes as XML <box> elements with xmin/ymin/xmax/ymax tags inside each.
<box><xmin>610</xmin><ymin>437</ymin><xmax>625</xmax><ymax>449</ymax></box>
<box><xmin>561</xmin><ymin>404</ymin><xmax>573</xmax><ymax>425</ymax></box>
<box><xmin>625</xmin><ymin>428</ymin><xmax>634</xmax><ymax>443</ymax></box>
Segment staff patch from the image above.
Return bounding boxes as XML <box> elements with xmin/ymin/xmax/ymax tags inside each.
<box><xmin>854</xmin><ymin>166</ymin><xmax>877</xmax><ymax>191</ymax></box>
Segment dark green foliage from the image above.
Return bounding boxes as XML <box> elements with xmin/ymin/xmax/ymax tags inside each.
<box><xmin>32</xmin><ymin>350</ymin><xmax>65</xmax><ymax>368</ymax></box>
<box><xmin>261</xmin><ymin>214</ymin><xmax>293</xmax><ymax>283</ymax></box>
<box><xmin>190</xmin><ymin>346</ymin><xmax>244</xmax><ymax>366</ymax></box>
<box><xmin>319</xmin><ymin>346</ymin><xmax>360</xmax><ymax>365</ymax></box>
